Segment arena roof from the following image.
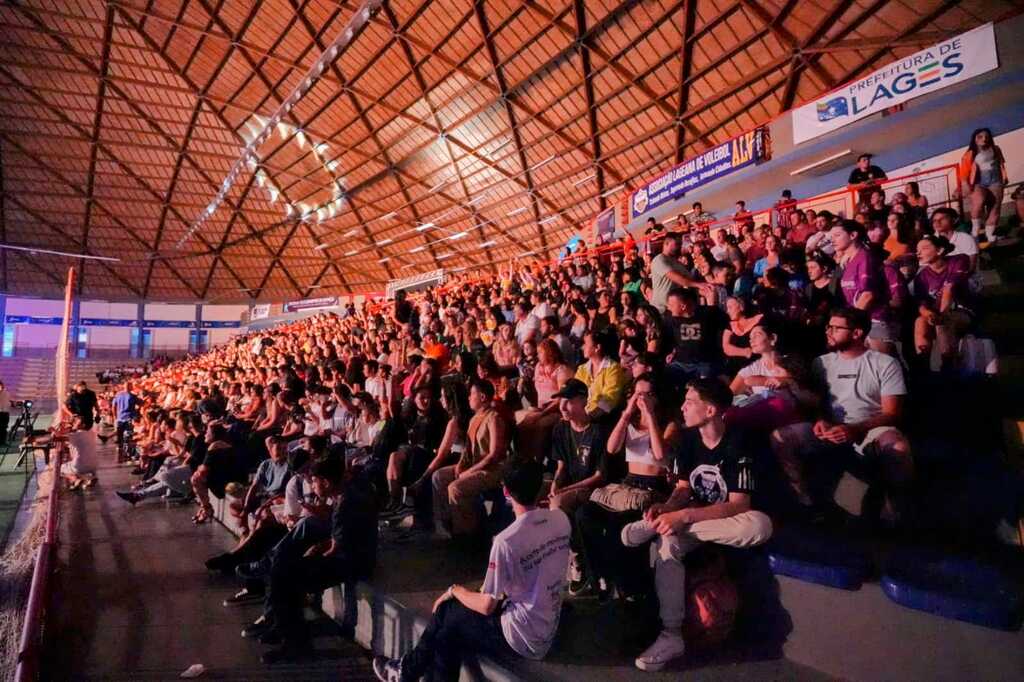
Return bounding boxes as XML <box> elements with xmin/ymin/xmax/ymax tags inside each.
<box><xmin>0</xmin><ymin>0</ymin><xmax>1018</xmax><ymax>302</ymax></box>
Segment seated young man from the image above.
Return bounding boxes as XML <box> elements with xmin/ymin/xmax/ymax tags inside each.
<box><xmin>432</xmin><ymin>379</ymin><xmax>510</xmax><ymax>537</ymax></box>
<box><xmin>374</xmin><ymin>460</ymin><xmax>571</xmax><ymax>682</ymax></box>
<box><xmin>259</xmin><ymin>456</ymin><xmax>378</xmax><ymax>664</ymax></box>
<box><xmin>546</xmin><ymin>378</ymin><xmax>608</xmax><ymax>583</ymax></box>
<box><xmin>622</xmin><ymin>378</ymin><xmax>772</xmax><ymax>672</ymax></box>
<box><xmin>230</xmin><ymin>435</ymin><xmax>292</xmax><ymax>536</ymax></box>
<box><xmin>770</xmin><ymin>307</ymin><xmax>912</xmax><ymax>519</ymax></box>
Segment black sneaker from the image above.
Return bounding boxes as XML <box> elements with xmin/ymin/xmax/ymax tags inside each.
<box><xmin>241</xmin><ymin>614</ymin><xmax>272</xmax><ymax>638</ymax></box>
<box><xmin>115</xmin><ymin>490</ymin><xmax>140</xmax><ymax>506</ymax></box>
<box><xmin>568</xmin><ymin>577</ymin><xmax>591</xmax><ymax>597</ymax></box>
<box><xmin>373</xmin><ymin>656</ymin><xmax>403</xmax><ymax>682</ymax></box>
<box><xmin>224</xmin><ymin>588</ymin><xmax>264</xmax><ymax>607</ymax></box>
<box><xmin>131</xmin><ymin>467</ymin><xmax>144</xmax><ymax>476</ymax></box>
<box><xmin>235</xmin><ymin>558</ymin><xmax>270</xmax><ymax>581</ymax></box>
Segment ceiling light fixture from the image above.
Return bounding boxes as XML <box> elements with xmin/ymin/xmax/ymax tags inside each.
<box><xmin>178</xmin><ymin>0</ymin><xmax>384</xmax><ymax>247</ymax></box>
<box><xmin>529</xmin><ymin>155</ymin><xmax>557</xmax><ymax>171</ymax></box>
<box><xmin>506</xmin><ymin>207</ymin><xmax>527</xmax><ymax>217</ymax></box>
<box><xmin>572</xmin><ymin>173</ymin><xmax>595</xmax><ymax>186</ymax></box>
<box><xmin>416</xmin><ymin>222</ymin><xmax>435</xmax><ymax>231</ymax></box>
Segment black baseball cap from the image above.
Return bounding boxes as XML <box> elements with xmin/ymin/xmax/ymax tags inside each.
<box><xmin>552</xmin><ymin>378</ymin><xmax>588</xmax><ymax>401</ymax></box>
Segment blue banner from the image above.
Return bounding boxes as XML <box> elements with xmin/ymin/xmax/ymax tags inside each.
<box><xmin>4</xmin><ymin>316</ymin><xmax>240</xmax><ymax>329</ymax></box>
<box><xmin>4</xmin><ymin>315</ymin><xmax>63</xmax><ymax>325</ymax></box>
<box><xmin>81</xmin><ymin>318</ymin><xmax>137</xmax><ymax>327</ymax></box>
<box><xmin>629</xmin><ymin>127</ymin><xmax>769</xmax><ymax>220</ymax></box>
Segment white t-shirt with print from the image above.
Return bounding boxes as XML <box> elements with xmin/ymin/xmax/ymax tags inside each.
<box><xmin>813</xmin><ymin>349</ymin><xmax>906</xmax><ymax>425</ymax></box>
<box><xmin>482</xmin><ymin>508</ymin><xmax>571</xmax><ymax>660</ymax></box>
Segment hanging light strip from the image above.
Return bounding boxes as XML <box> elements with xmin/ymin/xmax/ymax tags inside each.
<box><xmin>177</xmin><ymin>0</ymin><xmax>383</xmax><ymax>248</ymax></box>
<box><xmin>0</xmin><ymin>243</ymin><xmax>121</xmax><ymax>262</ymax></box>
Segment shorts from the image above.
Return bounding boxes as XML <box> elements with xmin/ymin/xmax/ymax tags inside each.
<box><xmin>868</xmin><ymin>318</ymin><xmax>896</xmax><ymax>343</ymax></box>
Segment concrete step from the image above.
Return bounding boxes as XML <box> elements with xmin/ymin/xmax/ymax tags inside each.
<box><xmin>205</xmin><ymin>495</ymin><xmax>1023</xmax><ymax>682</ymax></box>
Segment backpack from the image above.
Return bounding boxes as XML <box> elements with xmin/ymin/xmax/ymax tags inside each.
<box><xmin>682</xmin><ymin>547</ymin><xmax>739</xmax><ymax>649</ymax></box>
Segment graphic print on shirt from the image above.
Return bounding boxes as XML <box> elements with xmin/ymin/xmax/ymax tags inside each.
<box><xmin>690</xmin><ymin>464</ymin><xmax>728</xmax><ymax>505</ymax></box>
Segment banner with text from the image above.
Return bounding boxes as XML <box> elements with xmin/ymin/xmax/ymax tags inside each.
<box><xmin>792</xmin><ymin>23</ymin><xmax>998</xmax><ymax>145</ymax></box>
<box><xmin>630</xmin><ymin>128</ymin><xmax>769</xmax><ymax>220</ymax></box>
<box><xmin>283</xmin><ymin>296</ymin><xmax>339</xmax><ymax>313</ymax></box>
<box><xmin>251</xmin><ymin>303</ymin><xmax>271</xmax><ymax>320</ymax></box>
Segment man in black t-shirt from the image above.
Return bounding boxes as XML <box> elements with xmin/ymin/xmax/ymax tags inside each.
<box><xmin>620</xmin><ymin>379</ymin><xmax>772</xmax><ymax>672</ymax></box>
<box><xmin>847</xmin><ymin>153</ymin><xmax>887</xmax><ymax>204</ymax></box>
<box><xmin>547</xmin><ymin>379</ymin><xmax>608</xmax><ymax>516</ymax></box>
<box><xmin>66</xmin><ymin>381</ymin><xmax>100</xmax><ymax>429</ymax></box>
<box><xmin>662</xmin><ymin>288</ymin><xmax>724</xmax><ymax>386</ymax></box>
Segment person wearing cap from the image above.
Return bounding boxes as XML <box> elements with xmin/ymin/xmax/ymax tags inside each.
<box><xmin>548</xmin><ymin>378</ymin><xmax>609</xmax><ymax>588</ymax></box>
<box><xmin>847</xmin><ymin>153</ymin><xmax>887</xmax><ymax>204</ymax></box>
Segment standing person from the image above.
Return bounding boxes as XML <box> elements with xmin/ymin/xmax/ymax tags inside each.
<box><xmin>831</xmin><ymin>220</ymin><xmax>894</xmax><ymax>354</ymax></box>
<box><xmin>0</xmin><ymin>381</ymin><xmax>11</xmax><ymax>445</ymax></box>
<box><xmin>373</xmin><ymin>460</ymin><xmax>570</xmax><ymax>682</ymax></box>
<box><xmin>66</xmin><ymin>381</ymin><xmax>100</xmax><ymax>430</ymax></box>
<box><xmin>111</xmin><ymin>382</ymin><xmax>140</xmax><ymax>461</ymax></box>
<box><xmin>966</xmin><ymin>128</ymin><xmax>1009</xmax><ymax>243</ymax></box>
<box><xmin>649</xmin><ymin>233</ymin><xmax>712</xmax><ymax>313</ymax></box>
<box><xmin>847</xmin><ymin>153</ymin><xmax>887</xmax><ymax>204</ymax></box>
<box><xmin>621</xmin><ymin>379</ymin><xmax>772</xmax><ymax>672</ymax></box>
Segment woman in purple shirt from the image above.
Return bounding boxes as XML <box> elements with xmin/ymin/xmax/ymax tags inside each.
<box><xmin>913</xmin><ymin>235</ymin><xmax>972</xmax><ymax>365</ymax></box>
<box><xmin>830</xmin><ymin>220</ymin><xmax>893</xmax><ymax>353</ymax></box>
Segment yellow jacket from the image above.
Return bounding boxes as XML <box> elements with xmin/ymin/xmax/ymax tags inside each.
<box><xmin>575</xmin><ymin>358</ymin><xmax>628</xmax><ymax>415</ymax></box>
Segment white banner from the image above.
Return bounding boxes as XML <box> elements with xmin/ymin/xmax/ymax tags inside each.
<box><xmin>792</xmin><ymin>23</ymin><xmax>998</xmax><ymax>145</ymax></box>
<box><xmin>250</xmin><ymin>303</ymin><xmax>271</xmax><ymax>320</ymax></box>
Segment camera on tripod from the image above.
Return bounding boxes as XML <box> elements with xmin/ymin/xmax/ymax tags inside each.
<box><xmin>12</xmin><ymin>400</ymin><xmax>33</xmax><ymax>414</ymax></box>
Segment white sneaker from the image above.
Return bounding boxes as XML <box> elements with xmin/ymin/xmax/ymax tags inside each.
<box><xmin>621</xmin><ymin>519</ymin><xmax>658</xmax><ymax>547</ymax></box>
<box><xmin>635</xmin><ymin>630</ymin><xmax>686</xmax><ymax>672</ymax></box>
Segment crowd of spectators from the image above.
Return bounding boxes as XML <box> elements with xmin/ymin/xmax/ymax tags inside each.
<box><xmin>90</xmin><ymin>143</ymin><xmax>1016</xmax><ymax>677</ymax></box>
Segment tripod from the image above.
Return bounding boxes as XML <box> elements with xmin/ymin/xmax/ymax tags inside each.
<box><xmin>6</xmin><ymin>406</ymin><xmax>39</xmax><ymax>470</ymax></box>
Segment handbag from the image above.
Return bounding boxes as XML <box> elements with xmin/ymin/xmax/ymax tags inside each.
<box><xmin>589</xmin><ymin>482</ymin><xmax>659</xmax><ymax>513</ymax></box>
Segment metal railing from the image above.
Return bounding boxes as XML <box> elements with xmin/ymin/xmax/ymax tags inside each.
<box><xmin>12</xmin><ymin>439</ymin><xmax>63</xmax><ymax>682</ymax></box>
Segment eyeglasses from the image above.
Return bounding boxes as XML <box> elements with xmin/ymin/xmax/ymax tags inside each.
<box><xmin>825</xmin><ymin>324</ymin><xmax>851</xmax><ymax>332</ymax></box>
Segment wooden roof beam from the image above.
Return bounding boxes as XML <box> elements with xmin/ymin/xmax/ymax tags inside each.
<box><xmin>292</xmin><ymin>0</ymin><xmax>443</xmax><ymax>274</ymax></box>
<box><xmin>144</xmin><ymin>0</ymin><xmax>240</xmax><ymax>300</ymax></box>
<box><xmin>779</xmin><ymin>0</ymin><xmax>860</xmax><ymax>111</ymax></box>
<box><xmin>473</xmin><ymin>0</ymin><xmax>548</xmax><ymax>252</ymax></box>
<box><xmin>76</xmin><ymin>3</ymin><xmax>115</xmax><ymax>297</ymax></box>
<box><xmin>572</xmin><ymin>0</ymin><xmax>606</xmax><ymax>210</ymax></box>
<box><xmin>673</xmin><ymin>0</ymin><xmax>698</xmax><ymax>164</ymax></box>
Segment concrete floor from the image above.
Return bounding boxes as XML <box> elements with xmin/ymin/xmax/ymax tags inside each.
<box><xmin>42</xmin><ymin>451</ymin><xmax>376</xmax><ymax>681</ymax></box>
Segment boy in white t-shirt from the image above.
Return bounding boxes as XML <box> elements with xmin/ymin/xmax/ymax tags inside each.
<box><xmin>373</xmin><ymin>460</ymin><xmax>571</xmax><ymax>682</ymax></box>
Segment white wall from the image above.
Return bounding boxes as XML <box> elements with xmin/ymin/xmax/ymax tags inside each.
<box><xmin>15</xmin><ymin>325</ymin><xmax>61</xmax><ymax>349</ymax></box>
<box><xmin>80</xmin><ymin>301</ymin><xmax>138</xmax><ymax>319</ymax></box>
<box><xmin>202</xmin><ymin>304</ymin><xmax>247</xmax><ymax>321</ymax></box>
<box><xmin>88</xmin><ymin>327</ymin><xmax>131</xmax><ymax>351</ymax></box>
<box><xmin>144</xmin><ymin>303</ymin><xmax>196</xmax><ymax>321</ymax></box>
<box><xmin>7</xmin><ymin>298</ymin><xmax>64</xmax><ymax>316</ymax></box>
